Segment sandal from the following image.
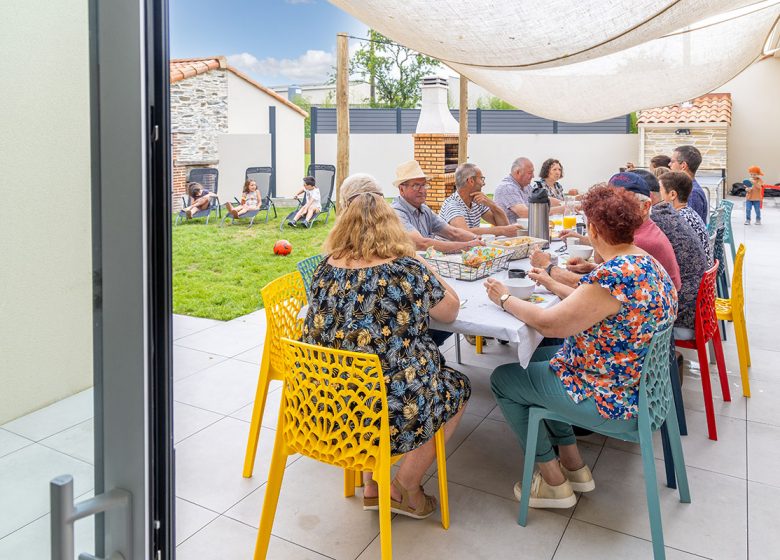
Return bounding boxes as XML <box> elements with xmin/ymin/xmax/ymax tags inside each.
<box><xmin>363</xmin><ymin>480</ymin><xmax>437</xmax><ymax>519</ymax></box>
<box><xmin>390</xmin><ymin>479</ymin><xmax>437</xmax><ymax>519</ymax></box>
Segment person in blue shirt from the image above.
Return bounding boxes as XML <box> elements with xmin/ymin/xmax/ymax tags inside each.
<box><xmin>670</xmin><ymin>145</ymin><xmax>709</xmax><ymax>224</ymax></box>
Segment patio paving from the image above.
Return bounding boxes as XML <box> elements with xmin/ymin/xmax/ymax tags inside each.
<box><xmin>2</xmin><ymin>198</ymin><xmax>779</xmax><ymax>559</ymax></box>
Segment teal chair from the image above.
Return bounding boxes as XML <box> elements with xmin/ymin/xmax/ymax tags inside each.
<box><xmin>296</xmin><ymin>254</ymin><xmax>324</xmax><ymax>296</ymax></box>
<box><xmin>518</xmin><ymin>324</ymin><xmax>690</xmax><ymax>560</ymax></box>
<box><xmin>718</xmin><ymin>199</ymin><xmax>736</xmax><ymax>262</ymax></box>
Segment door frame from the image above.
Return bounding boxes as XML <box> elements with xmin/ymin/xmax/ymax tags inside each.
<box><xmin>90</xmin><ymin>0</ymin><xmax>173</xmax><ymax>558</ymax></box>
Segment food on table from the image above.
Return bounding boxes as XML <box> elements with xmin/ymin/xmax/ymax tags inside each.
<box><xmin>423</xmin><ymin>246</ymin><xmax>445</xmax><ymax>259</ymax></box>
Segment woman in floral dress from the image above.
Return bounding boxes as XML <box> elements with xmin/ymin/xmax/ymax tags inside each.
<box><xmin>303</xmin><ymin>173</ymin><xmax>470</xmax><ymax>520</ymax></box>
<box><xmin>484</xmin><ymin>185</ymin><xmax>677</xmax><ymax>510</ymax></box>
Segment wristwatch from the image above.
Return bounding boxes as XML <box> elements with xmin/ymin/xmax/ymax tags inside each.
<box><xmin>499</xmin><ymin>293</ymin><xmax>512</xmax><ymax>310</ymax></box>
<box><xmin>545</xmin><ymin>263</ymin><xmax>556</xmax><ymax>276</ymax></box>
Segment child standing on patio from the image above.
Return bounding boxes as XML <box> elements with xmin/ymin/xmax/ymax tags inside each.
<box><xmin>289</xmin><ymin>176</ymin><xmax>321</xmax><ymax>227</ymax></box>
<box><xmin>745</xmin><ymin>165</ymin><xmax>764</xmax><ymax>225</ymax></box>
<box><xmin>225</xmin><ymin>178</ymin><xmax>260</xmax><ymax>218</ymax></box>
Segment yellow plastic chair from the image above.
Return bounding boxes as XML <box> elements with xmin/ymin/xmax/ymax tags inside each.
<box><xmin>715</xmin><ymin>244</ymin><xmax>751</xmax><ymax>397</ymax></box>
<box><xmin>254</xmin><ymin>338</ymin><xmax>451</xmax><ymax>560</ymax></box>
<box><xmin>242</xmin><ymin>271</ymin><xmax>307</xmax><ymax>478</ymax></box>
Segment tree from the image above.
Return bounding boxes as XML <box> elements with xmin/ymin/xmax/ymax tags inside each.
<box><xmin>291</xmin><ymin>94</ymin><xmax>312</xmax><ymax>138</ymax></box>
<box><xmin>476</xmin><ymin>96</ymin><xmax>517</xmax><ymax>110</ymax></box>
<box><xmin>350</xmin><ymin>29</ymin><xmax>440</xmax><ymax>108</ymax></box>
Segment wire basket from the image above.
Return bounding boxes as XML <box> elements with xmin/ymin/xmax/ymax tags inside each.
<box><xmin>485</xmin><ymin>236</ymin><xmax>548</xmax><ymax>260</ymax></box>
<box><xmin>422</xmin><ymin>248</ymin><xmax>512</xmax><ymax>281</ymax></box>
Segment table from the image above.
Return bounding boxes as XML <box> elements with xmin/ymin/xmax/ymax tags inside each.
<box><xmin>429</xmin><ymin>256</ymin><xmax>561</xmax><ymax>368</ymax></box>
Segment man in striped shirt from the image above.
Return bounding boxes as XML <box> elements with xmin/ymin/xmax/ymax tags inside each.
<box><xmin>439</xmin><ymin>163</ymin><xmax>523</xmax><ymax>237</ymax></box>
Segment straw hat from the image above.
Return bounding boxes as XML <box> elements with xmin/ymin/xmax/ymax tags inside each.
<box><xmin>393</xmin><ymin>160</ymin><xmax>430</xmax><ymax>188</ymax></box>
<box><xmin>748</xmin><ymin>166</ymin><xmax>764</xmax><ymax>176</ymax></box>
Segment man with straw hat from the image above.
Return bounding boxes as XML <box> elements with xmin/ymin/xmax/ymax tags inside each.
<box><xmin>391</xmin><ymin>160</ymin><xmax>485</xmax><ymax>254</ymax></box>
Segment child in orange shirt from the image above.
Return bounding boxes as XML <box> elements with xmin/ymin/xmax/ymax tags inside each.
<box><xmin>744</xmin><ymin>165</ymin><xmax>765</xmax><ymax>225</ymax></box>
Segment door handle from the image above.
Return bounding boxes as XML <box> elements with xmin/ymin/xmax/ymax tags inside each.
<box><xmin>50</xmin><ymin>474</ymin><xmax>132</xmax><ymax>560</ymax></box>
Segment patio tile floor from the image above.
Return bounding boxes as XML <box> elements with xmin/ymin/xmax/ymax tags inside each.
<box><xmin>1</xmin><ymin>198</ymin><xmax>778</xmax><ymax>559</ymax></box>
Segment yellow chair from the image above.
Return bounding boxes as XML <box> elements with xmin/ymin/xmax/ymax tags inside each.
<box><xmin>254</xmin><ymin>338</ymin><xmax>451</xmax><ymax>560</ymax></box>
<box><xmin>242</xmin><ymin>271</ymin><xmax>307</xmax><ymax>478</ymax></box>
<box><xmin>715</xmin><ymin>244</ymin><xmax>751</xmax><ymax>398</ymax></box>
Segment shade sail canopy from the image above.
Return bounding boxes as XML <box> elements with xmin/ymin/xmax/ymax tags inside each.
<box><xmin>332</xmin><ymin>0</ymin><xmax>780</xmax><ymax>122</ymax></box>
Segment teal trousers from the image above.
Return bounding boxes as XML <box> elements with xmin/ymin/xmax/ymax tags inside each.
<box><xmin>490</xmin><ymin>345</ymin><xmax>636</xmax><ymax>463</ymax></box>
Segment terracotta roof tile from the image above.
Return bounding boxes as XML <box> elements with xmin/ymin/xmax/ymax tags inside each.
<box><xmin>169</xmin><ymin>56</ymin><xmax>307</xmax><ymax>118</ymax></box>
<box><xmin>170</xmin><ymin>57</ymin><xmax>226</xmax><ymax>83</ymax></box>
<box><xmin>637</xmin><ymin>93</ymin><xmax>732</xmax><ymax>125</ymax></box>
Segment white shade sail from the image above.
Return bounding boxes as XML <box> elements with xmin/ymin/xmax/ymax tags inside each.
<box><xmin>332</xmin><ymin>0</ymin><xmax>780</xmax><ymax>122</ymax></box>
<box><xmin>331</xmin><ymin>0</ymin><xmax>756</xmax><ymax>68</ymax></box>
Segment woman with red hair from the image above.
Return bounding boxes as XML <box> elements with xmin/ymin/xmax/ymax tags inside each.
<box><xmin>484</xmin><ymin>185</ymin><xmax>677</xmax><ymax>510</ymax></box>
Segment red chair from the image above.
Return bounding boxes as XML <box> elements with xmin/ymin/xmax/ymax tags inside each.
<box><xmin>675</xmin><ymin>261</ymin><xmax>731</xmax><ymax>440</ymax></box>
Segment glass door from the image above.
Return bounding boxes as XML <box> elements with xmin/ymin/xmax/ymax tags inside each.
<box><xmin>0</xmin><ymin>1</ymin><xmax>173</xmax><ymax>559</ymax></box>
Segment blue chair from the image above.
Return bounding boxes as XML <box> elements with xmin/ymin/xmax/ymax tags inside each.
<box><xmin>296</xmin><ymin>254</ymin><xmax>324</xmax><ymax>296</ymax></box>
<box><xmin>518</xmin><ymin>324</ymin><xmax>690</xmax><ymax>560</ymax></box>
<box><xmin>718</xmin><ymin>199</ymin><xmax>736</xmax><ymax>262</ymax></box>
<box><xmin>175</xmin><ymin>168</ymin><xmax>221</xmax><ymax>225</ymax></box>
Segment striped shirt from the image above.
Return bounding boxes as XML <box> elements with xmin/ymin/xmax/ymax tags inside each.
<box><xmin>439</xmin><ymin>192</ymin><xmax>489</xmax><ymax>228</ymax></box>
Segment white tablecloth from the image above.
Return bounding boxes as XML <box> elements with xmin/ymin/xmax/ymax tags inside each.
<box><xmin>429</xmin><ymin>266</ymin><xmax>559</xmax><ymax>368</ymax></box>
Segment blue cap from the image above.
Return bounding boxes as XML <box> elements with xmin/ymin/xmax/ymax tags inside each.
<box><xmin>608</xmin><ymin>172</ymin><xmax>650</xmax><ymax>198</ymax></box>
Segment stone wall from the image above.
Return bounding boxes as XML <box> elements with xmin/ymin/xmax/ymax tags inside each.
<box><xmin>642</xmin><ymin>126</ymin><xmax>728</xmax><ymax>170</ymax></box>
<box><xmin>170</xmin><ymin>69</ymin><xmax>228</xmax><ymax>210</ymax></box>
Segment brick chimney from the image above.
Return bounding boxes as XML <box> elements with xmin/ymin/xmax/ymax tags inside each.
<box><xmin>413</xmin><ymin>76</ymin><xmax>459</xmax><ymax>212</ymax></box>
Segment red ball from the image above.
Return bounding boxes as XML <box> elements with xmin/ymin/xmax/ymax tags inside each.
<box><xmin>273</xmin><ymin>239</ymin><xmax>293</xmax><ymax>256</ymax></box>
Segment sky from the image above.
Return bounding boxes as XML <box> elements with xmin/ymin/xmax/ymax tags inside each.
<box><xmin>170</xmin><ymin>0</ymin><xmax>368</xmax><ymax>87</ymax></box>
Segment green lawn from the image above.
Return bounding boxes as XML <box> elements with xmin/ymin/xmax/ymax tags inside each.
<box><xmin>172</xmin><ymin>207</ymin><xmax>333</xmax><ymax>320</ymax></box>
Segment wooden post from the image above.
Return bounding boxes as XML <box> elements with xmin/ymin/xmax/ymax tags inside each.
<box><xmin>458</xmin><ymin>75</ymin><xmax>468</xmax><ymax>164</ymax></box>
<box><xmin>336</xmin><ymin>32</ymin><xmax>350</xmax><ymax>212</ymax></box>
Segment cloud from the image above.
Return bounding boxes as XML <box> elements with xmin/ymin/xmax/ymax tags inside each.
<box><xmin>227</xmin><ymin>50</ymin><xmax>335</xmax><ymax>84</ymax></box>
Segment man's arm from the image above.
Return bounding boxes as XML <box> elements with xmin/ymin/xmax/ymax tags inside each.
<box><xmin>508</xmin><ymin>202</ymin><xmax>529</xmax><ymax>218</ymax></box>
<box><xmin>448</xmin><ymin>215</ymin><xmax>521</xmax><ymax>238</ymax></box>
<box><xmin>405</xmin><ymin>229</ymin><xmax>482</xmax><ymax>253</ymax></box>
<box><xmin>472</xmin><ymin>193</ymin><xmax>509</xmax><ymax>226</ymax></box>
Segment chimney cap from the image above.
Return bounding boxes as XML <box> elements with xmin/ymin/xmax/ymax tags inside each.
<box><xmin>422</xmin><ymin>76</ymin><xmax>449</xmax><ymax>87</ymax></box>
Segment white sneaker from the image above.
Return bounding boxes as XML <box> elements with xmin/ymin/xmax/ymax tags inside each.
<box><xmin>561</xmin><ymin>464</ymin><xmax>596</xmax><ymax>492</ymax></box>
<box><xmin>744</xmin><ymin>220</ymin><xmax>751</xmax><ymax>225</ymax></box>
<box><xmin>514</xmin><ymin>471</ymin><xmax>577</xmax><ymax>509</ymax></box>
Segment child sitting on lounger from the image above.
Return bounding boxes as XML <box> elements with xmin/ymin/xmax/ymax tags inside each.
<box><xmin>183</xmin><ymin>182</ymin><xmax>216</xmax><ymax>218</ymax></box>
<box><xmin>289</xmin><ymin>176</ymin><xmax>321</xmax><ymax>227</ymax></box>
<box><xmin>225</xmin><ymin>179</ymin><xmax>261</xmax><ymax>218</ymax></box>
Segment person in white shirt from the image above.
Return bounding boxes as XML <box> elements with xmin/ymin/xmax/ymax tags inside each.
<box><xmin>289</xmin><ymin>176</ymin><xmax>322</xmax><ymax>227</ymax></box>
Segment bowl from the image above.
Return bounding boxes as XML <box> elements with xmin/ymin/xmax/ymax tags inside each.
<box><xmin>516</xmin><ymin>218</ymin><xmax>529</xmax><ymax>228</ymax></box>
<box><xmin>568</xmin><ymin>244</ymin><xmax>594</xmax><ymax>260</ymax></box>
<box><xmin>505</xmin><ymin>277</ymin><xmax>536</xmax><ymax>300</ymax></box>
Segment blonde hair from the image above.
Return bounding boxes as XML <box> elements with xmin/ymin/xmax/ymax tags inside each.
<box><xmin>653</xmin><ymin>166</ymin><xmax>671</xmax><ymax>178</ymax></box>
<box><xmin>324</xmin><ymin>192</ymin><xmax>415</xmax><ymax>263</ymax></box>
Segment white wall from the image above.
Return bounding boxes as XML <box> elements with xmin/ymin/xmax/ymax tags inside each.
<box><xmin>2</xmin><ymin>0</ymin><xmax>93</xmax><ymax>422</ymax></box>
<box><xmin>274</xmin><ymin>106</ymin><xmax>305</xmax><ymax>197</ymax></box>
<box><xmin>315</xmin><ymin>133</ymin><xmax>638</xmax><ymax>198</ymax></box>
<box><xmin>314</xmin><ymin>134</ymin><xmax>414</xmax><ymax>197</ymax></box>
<box><xmin>226</xmin><ymin>71</ymin><xmax>305</xmax><ymax>198</ymax></box>
<box><xmin>714</xmin><ymin>57</ymin><xmax>780</xmax><ymax>186</ymax></box>
<box><xmin>227</xmin><ymin>71</ymin><xmax>269</xmax><ymax>134</ymax></box>
<box><xmin>217</xmin><ymin>134</ymin><xmax>272</xmax><ymax>203</ymax></box>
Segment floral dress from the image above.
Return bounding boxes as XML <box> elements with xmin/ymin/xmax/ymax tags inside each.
<box><xmin>549</xmin><ymin>255</ymin><xmax>678</xmax><ymax>420</ymax></box>
<box><xmin>302</xmin><ymin>256</ymin><xmax>471</xmax><ymax>454</ymax></box>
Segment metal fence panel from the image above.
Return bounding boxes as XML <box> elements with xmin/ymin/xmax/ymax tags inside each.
<box><xmin>312</xmin><ymin>108</ymin><xmax>631</xmax><ymax>135</ymax></box>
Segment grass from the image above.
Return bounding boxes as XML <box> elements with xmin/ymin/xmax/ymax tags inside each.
<box><xmin>172</xmin><ymin>206</ymin><xmax>333</xmax><ymax>320</ymax></box>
